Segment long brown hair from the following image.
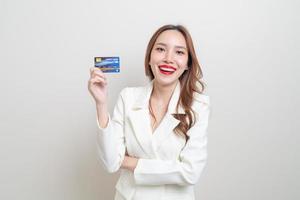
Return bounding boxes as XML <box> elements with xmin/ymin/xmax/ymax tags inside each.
<box><xmin>145</xmin><ymin>24</ymin><xmax>206</xmax><ymax>141</ymax></box>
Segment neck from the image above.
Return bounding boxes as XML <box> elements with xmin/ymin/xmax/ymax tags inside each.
<box><xmin>151</xmin><ymin>80</ymin><xmax>179</xmax><ymax>104</ymax></box>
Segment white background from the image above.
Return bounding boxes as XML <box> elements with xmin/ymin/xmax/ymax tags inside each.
<box><xmin>0</xmin><ymin>0</ymin><xmax>299</xmax><ymax>199</ymax></box>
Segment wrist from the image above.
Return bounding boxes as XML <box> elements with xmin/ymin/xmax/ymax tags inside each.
<box><xmin>96</xmin><ymin>102</ymin><xmax>108</xmax><ymax>108</ymax></box>
<box><xmin>130</xmin><ymin>157</ymin><xmax>139</xmax><ymax>172</ymax></box>
<box><xmin>122</xmin><ymin>156</ymin><xmax>139</xmax><ymax>172</ymax></box>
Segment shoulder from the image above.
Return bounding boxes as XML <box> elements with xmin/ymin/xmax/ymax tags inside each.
<box><xmin>191</xmin><ymin>93</ymin><xmax>211</xmax><ymax>125</ymax></box>
<box><xmin>119</xmin><ymin>86</ymin><xmax>145</xmax><ymax>97</ymax></box>
<box><xmin>118</xmin><ymin>85</ymin><xmax>146</xmax><ymax>106</ymax></box>
<box><xmin>193</xmin><ymin>92</ymin><xmax>210</xmax><ymax>107</ymax></box>
<box><xmin>192</xmin><ymin>92</ymin><xmax>210</xmax><ymax>119</ymax></box>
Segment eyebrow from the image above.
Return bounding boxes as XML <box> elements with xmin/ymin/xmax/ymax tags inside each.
<box><xmin>155</xmin><ymin>42</ymin><xmax>187</xmax><ymax>50</ymax></box>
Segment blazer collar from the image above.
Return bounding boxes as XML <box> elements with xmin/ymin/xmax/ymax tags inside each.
<box><xmin>132</xmin><ymin>80</ymin><xmax>185</xmax><ymax>114</ymax></box>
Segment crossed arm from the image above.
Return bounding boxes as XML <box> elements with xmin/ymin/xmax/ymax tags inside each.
<box><xmin>96</xmin><ymin>88</ymin><xmax>210</xmax><ymax>186</ymax></box>
<box><xmin>121</xmin><ymin>154</ymin><xmax>139</xmax><ymax>172</ymax></box>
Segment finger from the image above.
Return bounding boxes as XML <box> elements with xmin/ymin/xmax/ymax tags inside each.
<box><xmin>90</xmin><ymin>67</ymin><xmax>98</xmax><ymax>77</ymax></box>
<box><xmin>90</xmin><ymin>76</ymin><xmax>107</xmax><ymax>85</ymax></box>
<box><xmin>92</xmin><ymin>69</ymin><xmax>107</xmax><ymax>80</ymax></box>
<box><xmin>90</xmin><ymin>67</ymin><xmax>104</xmax><ymax>76</ymax></box>
<box><xmin>90</xmin><ymin>67</ymin><xmax>94</xmax><ymax>74</ymax></box>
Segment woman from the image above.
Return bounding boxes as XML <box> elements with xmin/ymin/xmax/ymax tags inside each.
<box><xmin>88</xmin><ymin>24</ymin><xmax>210</xmax><ymax>200</ymax></box>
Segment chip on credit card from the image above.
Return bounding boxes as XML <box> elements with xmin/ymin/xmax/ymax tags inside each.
<box><xmin>94</xmin><ymin>57</ymin><xmax>120</xmax><ymax>73</ymax></box>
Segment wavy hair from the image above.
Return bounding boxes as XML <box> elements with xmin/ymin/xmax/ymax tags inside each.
<box><xmin>145</xmin><ymin>24</ymin><xmax>206</xmax><ymax>141</ymax></box>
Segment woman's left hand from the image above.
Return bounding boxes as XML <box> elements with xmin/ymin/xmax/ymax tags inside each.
<box><xmin>121</xmin><ymin>155</ymin><xmax>139</xmax><ymax>172</ymax></box>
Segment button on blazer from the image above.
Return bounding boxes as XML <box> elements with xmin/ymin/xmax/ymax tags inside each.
<box><xmin>96</xmin><ymin>80</ymin><xmax>210</xmax><ymax>200</ymax></box>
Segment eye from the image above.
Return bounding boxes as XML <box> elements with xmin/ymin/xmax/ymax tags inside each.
<box><xmin>155</xmin><ymin>47</ymin><xmax>165</xmax><ymax>52</ymax></box>
<box><xmin>176</xmin><ymin>50</ymin><xmax>185</xmax><ymax>55</ymax></box>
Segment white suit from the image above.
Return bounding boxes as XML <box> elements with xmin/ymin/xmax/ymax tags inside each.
<box><xmin>96</xmin><ymin>80</ymin><xmax>210</xmax><ymax>200</ymax></box>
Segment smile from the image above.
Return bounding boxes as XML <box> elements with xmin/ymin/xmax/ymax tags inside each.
<box><xmin>158</xmin><ymin>65</ymin><xmax>176</xmax><ymax>75</ymax></box>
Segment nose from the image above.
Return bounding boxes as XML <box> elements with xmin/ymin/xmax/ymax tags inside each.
<box><xmin>164</xmin><ymin>51</ymin><xmax>174</xmax><ymax>64</ymax></box>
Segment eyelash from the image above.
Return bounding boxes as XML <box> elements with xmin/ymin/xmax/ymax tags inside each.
<box><xmin>155</xmin><ymin>47</ymin><xmax>165</xmax><ymax>52</ymax></box>
<box><xmin>155</xmin><ymin>47</ymin><xmax>185</xmax><ymax>55</ymax></box>
<box><xmin>176</xmin><ymin>51</ymin><xmax>185</xmax><ymax>55</ymax></box>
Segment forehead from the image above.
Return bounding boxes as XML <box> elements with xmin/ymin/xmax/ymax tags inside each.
<box><xmin>155</xmin><ymin>30</ymin><xmax>187</xmax><ymax>47</ymax></box>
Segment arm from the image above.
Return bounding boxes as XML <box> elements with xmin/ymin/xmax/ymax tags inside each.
<box><xmin>96</xmin><ymin>103</ymin><xmax>109</xmax><ymax>129</ymax></box>
<box><xmin>96</xmin><ymin>88</ymin><xmax>127</xmax><ymax>173</ymax></box>
<box><xmin>121</xmin><ymin>154</ymin><xmax>139</xmax><ymax>172</ymax></box>
<box><xmin>133</xmin><ymin>101</ymin><xmax>210</xmax><ymax>186</ymax></box>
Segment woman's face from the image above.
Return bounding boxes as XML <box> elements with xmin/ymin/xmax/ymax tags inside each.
<box><xmin>149</xmin><ymin>30</ymin><xmax>189</xmax><ymax>86</ymax></box>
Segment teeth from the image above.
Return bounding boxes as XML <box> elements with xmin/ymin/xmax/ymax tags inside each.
<box><xmin>159</xmin><ymin>67</ymin><xmax>175</xmax><ymax>72</ymax></box>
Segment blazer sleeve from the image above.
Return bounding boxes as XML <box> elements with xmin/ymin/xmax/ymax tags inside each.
<box><xmin>95</xmin><ymin>88</ymin><xmax>127</xmax><ymax>173</ymax></box>
<box><xmin>133</xmin><ymin>98</ymin><xmax>210</xmax><ymax>186</ymax></box>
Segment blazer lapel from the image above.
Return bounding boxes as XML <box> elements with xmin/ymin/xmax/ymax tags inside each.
<box><xmin>153</xmin><ymin>81</ymin><xmax>185</xmax><ymax>150</ymax></box>
<box><xmin>127</xmin><ymin>81</ymin><xmax>155</xmax><ymax>158</ymax></box>
<box><xmin>127</xmin><ymin>80</ymin><xmax>185</xmax><ymax>157</ymax></box>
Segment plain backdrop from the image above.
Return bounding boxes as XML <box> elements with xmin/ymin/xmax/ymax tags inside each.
<box><xmin>0</xmin><ymin>0</ymin><xmax>299</xmax><ymax>199</ymax></box>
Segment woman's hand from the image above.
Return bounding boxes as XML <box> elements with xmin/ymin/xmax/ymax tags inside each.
<box><xmin>121</xmin><ymin>155</ymin><xmax>139</xmax><ymax>172</ymax></box>
<box><xmin>88</xmin><ymin>67</ymin><xmax>108</xmax><ymax>105</ymax></box>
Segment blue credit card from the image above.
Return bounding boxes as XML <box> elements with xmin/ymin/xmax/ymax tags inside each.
<box><xmin>94</xmin><ymin>57</ymin><xmax>120</xmax><ymax>73</ymax></box>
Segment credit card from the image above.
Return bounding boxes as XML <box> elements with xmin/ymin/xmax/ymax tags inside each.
<box><xmin>94</xmin><ymin>57</ymin><xmax>120</xmax><ymax>73</ymax></box>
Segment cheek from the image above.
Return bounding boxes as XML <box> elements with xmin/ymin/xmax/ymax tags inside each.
<box><xmin>150</xmin><ymin>51</ymin><xmax>165</xmax><ymax>65</ymax></box>
<box><xmin>149</xmin><ymin>52</ymin><xmax>156</xmax><ymax>65</ymax></box>
<box><xmin>176</xmin><ymin>57</ymin><xmax>188</xmax><ymax>67</ymax></box>
<box><xmin>150</xmin><ymin>65</ymin><xmax>155</xmax><ymax>73</ymax></box>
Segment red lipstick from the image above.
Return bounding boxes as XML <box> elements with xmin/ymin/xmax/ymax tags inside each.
<box><xmin>158</xmin><ymin>65</ymin><xmax>176</xmax><ymax>75</ymax></box>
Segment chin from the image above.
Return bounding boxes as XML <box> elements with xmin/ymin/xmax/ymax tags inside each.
<box><xmin>153</xmin><ymin>77</ymin><xmax>179</xmax><ymax>87</ymax></box>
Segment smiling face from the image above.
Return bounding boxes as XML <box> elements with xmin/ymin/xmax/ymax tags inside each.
<box><xmin>149</xmin><ymin>30</ymin><xmax>189</xmax><ymax>86</ymax></box>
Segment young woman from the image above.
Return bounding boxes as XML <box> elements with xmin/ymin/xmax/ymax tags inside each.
<box><xmin>88</xmin><ymin>24</ymin><xmax>210</xmax><ymax>200</ymax></box>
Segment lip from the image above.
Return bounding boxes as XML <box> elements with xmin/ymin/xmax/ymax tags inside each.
<box><xmin>158</xmin><ymin>65</ymin><xmax>177</xmax><ymax>71</ymax></box>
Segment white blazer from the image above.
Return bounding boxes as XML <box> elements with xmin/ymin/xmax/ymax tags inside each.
<box><xmin>96</xmin><ymin>80</ymin><xmax>210</xmax><ymax>200</ymax></box>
